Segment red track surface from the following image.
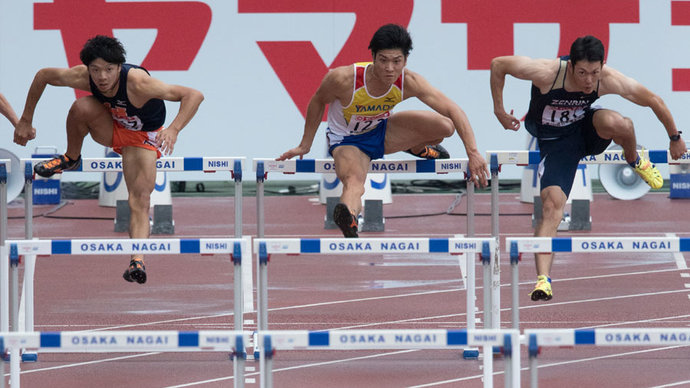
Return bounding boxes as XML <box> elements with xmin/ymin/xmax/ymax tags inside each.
<box><xmin>4</xmin><ymin>192</ymin><xmax>690</xmax><ymax>387</ymax></box>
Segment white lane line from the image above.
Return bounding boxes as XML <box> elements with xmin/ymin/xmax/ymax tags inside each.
<box><xmin>6</xmin><ymin>352</ymin><xmax>160</xmax><ymax>376</ymax></box>
<box><xmin>650</xmin><ymin>380</ymin><xmax>690</xmax><ymax>388</ymax></box>
<box><xmin>666</xmin><ymin>233</ymin><xmax>687</xmax><ymax>270</ymax></box>
<box><xmin>162</xmin><ymin>350</ymin><xmax>417</xmax><ymax>388</ymax></box>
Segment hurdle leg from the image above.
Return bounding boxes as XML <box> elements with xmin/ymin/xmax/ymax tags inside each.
<box><xmin>463</xmin><ymin>244</ymin><xmax>480</xmax><ymax>359</ymax></box>
<box><xmin>466</xmin><ymin>180</ymin><xmax>475</xmax><ymax>237</ymax></box>
<box><xmin>482</xmin><ymin>256</ymin><xmax>492</xmax><ymax>329</ymax></box>
<box><xmin>10</xmin><ymin>346</ymin><xmax>19</xmax><ymax>388</ymax></box>
<box><xmin>0</xmin><ymin>245</ymin><xmax>7</xmax><ymax>332</ymax></box>
<box><xmin>482</xmin><ymin>345</ymin><xmax>493</xmax><ymax>388</ymax></box>
<box><xmin>511</xmin><ymin>260</ymin><xmax>519</xmax><ymax>330</ymax></box>
<box><xmin>20</xmin><ymin>252</ymin><xmax>37</xmax><ymax>362</ymax></box>
<box><xmin>233</xmin><ymin>334</ymin><xmax>246</xmax><ymax>388</ymax></box>
<box><xmin>1</xmin><ymin>180</ymin><xmax>8</xmax><ymax>332</ymax></box>
<box><xmin>234</xmin><ymin>165</ymin><xmax>242</xmax><ymax>238</ymax></box>
<box><xmin>10</xmin><ymin>262</ymin><xmax>18</xmax><ymax>332</ymax></box>
<box><xmin>256</xmin><ymin>162</ymin><xmax>265</xmax><ymax>238</ymax></box>
<box><xmin>467</xmin><ymin>250</ymin><xmax>475</xmax><ymax>330</ymax></box>
<box><xmin>233</xmin><ymin>249</ymin><xmax>243</xmax><ymax>332</ymax></box>
<box><xmin>489</xmin><ymin>155</ymin><xmax>501</xmax><ymax>329</ymax></box>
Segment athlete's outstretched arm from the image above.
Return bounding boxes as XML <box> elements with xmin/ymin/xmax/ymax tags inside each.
<box><xmin>404</xmin><ymin>69</ymin><xmax>489</xmax><ymax>187</ymax></box>
<box><xmin>277</xmin><ymin>67</ymin><xmax>345</xmax><ymax>161</ymax></box>
<box><xmin>14</xmin><ymin>66</ymin><xmax>90</xmax><ymax>146</ymax></box>
<box><xmin>601</xmin><ymin>67</ymin><xmax>686</xmax><ymax>159</ymax></box>
<box><xmin>128</xmin><ymin>69</ymin><xmax>204</xmax><ymax>155</ymax></box>
<box><xmin>490</xmin><ymin>56</ymin><xmax>556</xmax><ymax>131</ymax></box>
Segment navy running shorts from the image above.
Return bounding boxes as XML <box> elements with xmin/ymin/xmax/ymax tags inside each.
<box><xmin>537</xmin><ymin>109</ymin><xmax>612</xmax><ymax>197</ymax></box>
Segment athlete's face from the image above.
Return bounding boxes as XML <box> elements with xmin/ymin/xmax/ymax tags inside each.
<box><xmin>570</xmin><ymin>60</ymin><xmax>602</xmax><ymax>94</ymax></box>
<box><xmin>372</xmin><ymin>49</ymin><xmax>407</xmax><ymax>84</ymax></box>
<box><xmin>88</xmin><ymin>58</ymin><xmax>121</xmax><ymax>96</ymax></box>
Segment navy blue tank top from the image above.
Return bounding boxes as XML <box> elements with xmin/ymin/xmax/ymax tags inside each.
<box><xmin>524</xmin><ymin>56</ymin><xmax>599</xmax><ymax>139</ymax></box>
<box><xmin>89</xmin><ymin>63</ymin><xmax>166</xmax><ymax>132</ymax></box>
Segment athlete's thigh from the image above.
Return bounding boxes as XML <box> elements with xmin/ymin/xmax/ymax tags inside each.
<box><xmin>121</xmin><ymin>146</ymin><xmax>158</xmax><ymax>195</ymax></box>
<box><xmin>72</xmin><ymin>96</ymin><xmax>114</xmax><ymax>146</ymax></box>
<box><xmin>332</xmin><ymin>145</ymin><xmax>370</xmax><ymax>183</ymax></box>
<box><xmin>384</xmin><ymin>110</ymin><xmax>452</xmax><ymax>153</ymax></box>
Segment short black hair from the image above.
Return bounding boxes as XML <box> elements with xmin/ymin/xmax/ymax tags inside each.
<box><xmin>569</xmin><ymin>35</ymin><xmax>605</xmax><ymax>65</ymax></box>
<box><xmin>80</xmin><ymin>35</ymin><xmax>126</xmax><ymax>66</ymax></box>
<box><xmin>368</xmin><ymin>24</ymin><xmax>413</xmax><ymax>58</ymax></box>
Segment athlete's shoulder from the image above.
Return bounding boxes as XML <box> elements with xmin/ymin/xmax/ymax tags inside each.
<box><xmin>321</xmin><ymin>65</ymin><xmax>355</xmax><ymax>88</ymax></box>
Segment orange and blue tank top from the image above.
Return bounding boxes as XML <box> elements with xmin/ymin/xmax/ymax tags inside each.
<box><xmin>327</xmin><ymin>62</ymin><xmax>403</xmax><ymax>137</ymax></box>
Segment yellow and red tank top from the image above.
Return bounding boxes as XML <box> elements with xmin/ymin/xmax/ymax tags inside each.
<box><xmin>327</xmin><ymin>62</ymin><xmax>403</xmax><ymax>138</ymax></box>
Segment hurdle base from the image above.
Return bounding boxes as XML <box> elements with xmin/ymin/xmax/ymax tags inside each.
<box><xmin>114</xmin><ymin>200</ymin><xmax>130</xmax><ymax>233</ymax></box>
<box><xmin>360</xmin><ymin>199</ymin><xmax>385</xmax><ymax>232</ymax></box>
<box><xmin>21</xmin><ymin>352</ymin><xmax>37</xmax><ymax>362</ymax></box>
<box><xmin>533</xmin><ymin>197</ymin><xmax>591</xmax><ymax>231</ymax></box>
<box><xmin>151</xmin><ymin>204</ymin><xmax>175</xmax><ymax>235</ymax></box>
<box><xmin>462</xmin><ymin>348</ymin><xmax>479</xmax><ymax>360</ymax></box>
<box><xmin>324</xmin><ymin>197</ymin><xmax>339</xmax><ymax>229</ymax></box>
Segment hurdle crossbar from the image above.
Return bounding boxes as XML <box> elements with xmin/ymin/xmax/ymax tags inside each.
<box><xmin>259</xmin><ymin>329</ymin><xmax>520</xmax><ymax>388</ymax></box>
<box><xmin>252</xmin><ymin>158</ymin><xmax>475</xmax><ymax>238</ymax></box>
<box><xmin>506</xmin><ymin>236</ymin><xmax>690</xmax><ymax>330</ymax></box>
<box><xmin>487</xmin><ymin>149</ymin><xmax>690</xmax><ymax>166</ymax></box>
<box><xmin>1</xmin><ymin>237</ymin><xmax>249</xmax><ymax>361</ymax></box>
<box><xmin>253</xmin><ymin>237</ymin><xmax>496</xmax><ymax>361</ymax></box>
<box><xmin>0</xmin><ymin>330</ymin><xmax>249</xmax><ymax>388</ymax></box>
<box><xmin>524</xmin><ymin>328</ymin><xmax>690</xmax><ymax>387</ymax></box>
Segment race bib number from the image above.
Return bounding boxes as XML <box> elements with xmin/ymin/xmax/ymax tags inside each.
<box><xmin>347</xmin><ymin>111</ymin><xmax>389</xmax><ymax>134</ymax></box>
<box><xmin>542</xmin><ymin>106</ymin><xmax>586</xmax><ymax>127</ymax></box>
<box><xmin>109</xmin><ymin>105</ymin><xmax>144</xmax><ymax>131</ymax></box>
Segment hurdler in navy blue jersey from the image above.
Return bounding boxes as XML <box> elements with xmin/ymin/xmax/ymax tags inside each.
<box><xmin>89</xmin><ymin>63</ymin><xmax>166</xmax><ymax>132</ymax></box>
<box><xmin>490</xmin><ymin>35</ymin><xmax>686</xmax><ymax>302</ymax></box>
<box><xmin>15</xmin><ymin>35</ymin><xmax>204</xmax><ymax>285</ymax></box>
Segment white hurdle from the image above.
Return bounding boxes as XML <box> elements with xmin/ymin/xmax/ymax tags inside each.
<box><xmin>252</xmin><ymin>158</ymin><xmax>476</xmax><ymax>237</ymax></box>
<box><xmin>1</xmin><ymin>237</ymin><xmax>250</xmax><ymax>361</ymax></box>
<box><xmin>507</xmin><ymin>236</ymin><xmax>690</xmax><ymax>329</ymax></box>
<box><xmin>488</xmin><ymin>149</ymin><xmax>690</xmax><ymax>329</ymax></box>
<box><xmin>7</xmin><ymin>156</ymin><xmax>250</xmax><ymax>360</ymax></box>
<box><xmin>259</xmin><ymin>328</ymin><xmax>521</xmax><ymax>388</ymax></box>
<box><xmin>524</xmin><ymin>327</ymin><xmax>690</xmax><ymax>388</ymax></box>
<box><xmin>253</xmin><ymin>237</ymin><xmax>496</xmax><ymax>361</ymax></box>
<box><xmin>0</xmin><ymin>330</ymin><xmax>250</xmax><ymax>388</ymax></box>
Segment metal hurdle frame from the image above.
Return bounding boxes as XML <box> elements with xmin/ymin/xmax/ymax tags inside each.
<box><xmin>0</xmin><ymin>330</ymin><xmax>250</xmax><ymax>388</ymax></box>
<box><xmin>252</xmin><ymin>158</ymin><xmax>476</xmax><ymax>238</ymax></box>
<box><xmin>0</xmin><ymin>160</ymin><xmax>10</xmax><ymax>342</ymax></box>
<box><xmin>488</xmin><ymin>149</ymin><xmax>690</xmax><ymax>330</ymax></box>
<box><xmin>7</xmin><ymin>156</ymin><xmax>249</xmax><ymax>360</ymax></box>
<box><xmin>253</xmin><ymin>237</ymin><xmax>496</xmax><ymax>360</ymax></box>
<box><xmin>524</xmin><ymin>327</ymin><xmax>690</xmax><ymax>388</ymax></box>
<box><xmin>259</xmin><ymin>328</ymin><xmax>521</xmax><ymax>388</ymax></box>
<box><xmin>1</xmin><ymin>237</ymin><xmax>250</xmax><ymax>363</ymax></box>
<box><xmin>507</xmin><ymin>236</ymin><xmax>690</xmax><ymax>329</ymax></box>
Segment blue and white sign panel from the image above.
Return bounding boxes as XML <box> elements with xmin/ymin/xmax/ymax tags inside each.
<box><xmin>263</xmin><ymin>329</ymin><xmax>511</xmax><ymax>350</ymax></box>
<box><xmin>0</xmin><ymin>159</ymin><xmax>10</xmax><ymax>173</ymax></box>
<box><xmin>253</xmin><ymin>158</ymin><xmax>469</xmax><ymax>174</ymax></box>
<box><xmin>507</xmin><ymin>237</ymin><xmax>690</xmax><ymax>253</ymax></box>
<box><xmin>8</xmin><ymin>238</ymin><xmax>244</xmax><ymax>255</ymax></box>
<box><xmin>26</xmin><ymin>157</ymin><xmax>245</xmax><ymax>172</ymax></box>
<box><xmin>488</xmin><ymin>150</ymin><xmax>690</xmax><ymax>166</ymax></box>
<box><xmin>525</xmin><ymin>328</ymin><xmax>690</xmax><ymax>346</ymax></box>
<box><xmin>0</xmin><ymin>331</ymin><xmax>248</xmax><ymax>352</ymax></box>
<box><xmin>255</xmin><ymin>238</ymin><xmax>494</xmax><ymax>255</ymax></box>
